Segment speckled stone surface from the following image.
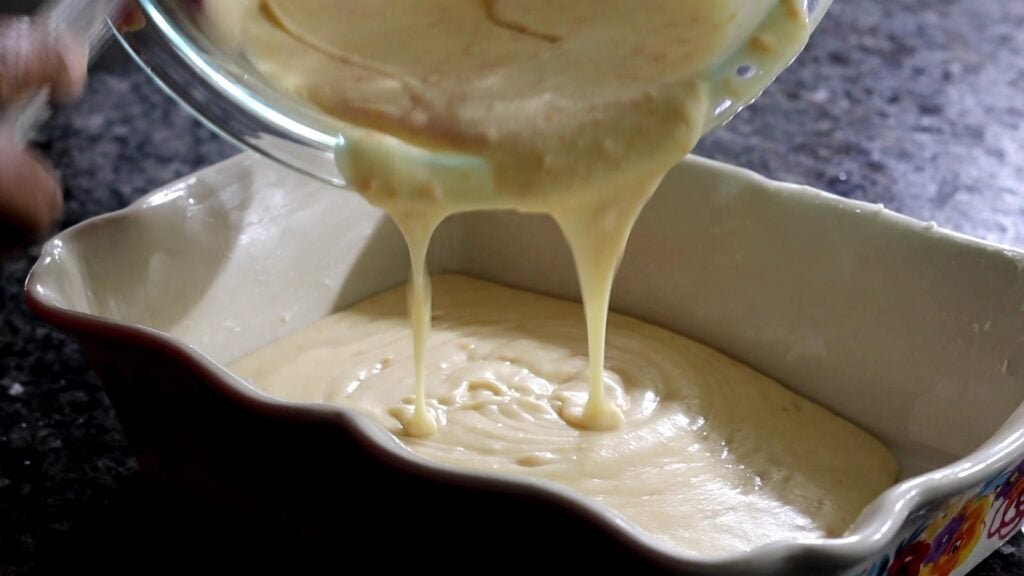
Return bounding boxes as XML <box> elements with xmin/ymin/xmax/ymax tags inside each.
<box><xmin>1</xmin><ymin>1</ymin><xmax>1023</xmax><ymax>574</ymax></box>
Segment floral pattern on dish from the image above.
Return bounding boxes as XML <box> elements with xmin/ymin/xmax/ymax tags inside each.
<box><xmin>858</xmin><ymin>457</ymin><xmax>1024</xmax><ymax>576</ymax></box>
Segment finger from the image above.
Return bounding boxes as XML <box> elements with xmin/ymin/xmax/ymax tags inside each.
<box><xmin>0</xmin><ymin>16</ymin><xmax>87</xmax><ymax>104</ymax></box>
<box><xmin>0</xmin><ymin>136</ymin><xmax>63</xmax><ymax>240</ymax></box>
<box><xmin>115</xmin><ymin>4</ymin><xmax>146</xmax><ymax>33</ymax></box>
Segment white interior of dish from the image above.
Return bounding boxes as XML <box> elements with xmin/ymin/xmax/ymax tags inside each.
<box><xmin>32</xmin><ymin>152</ymin><xmax>1024</xmax><ymax>486</ymax></box>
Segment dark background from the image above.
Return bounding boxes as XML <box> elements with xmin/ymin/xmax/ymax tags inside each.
<box><xmin>2</xmin><ymin>1</ymin><xmax>1023</xmax><ymax>574</ymax></box>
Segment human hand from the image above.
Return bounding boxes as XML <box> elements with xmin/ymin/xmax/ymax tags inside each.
<box><xmin>0</xmin><ymin>15</ymin><xmax>86</xmax><ymax>249</ymax></box>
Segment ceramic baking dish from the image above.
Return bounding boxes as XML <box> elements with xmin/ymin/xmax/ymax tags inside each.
<box><xmin>27</xmin><ymin>153</ymin><xmax>1024</xmax><ymax>575</ymax></box>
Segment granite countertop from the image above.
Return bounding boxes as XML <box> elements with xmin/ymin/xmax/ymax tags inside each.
<box><xmin>2</xmin><ymin>1</ymin><xmax>1023</xmax><ymax>574</ymax></box>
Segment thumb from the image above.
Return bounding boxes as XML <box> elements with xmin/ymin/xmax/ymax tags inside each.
<box><xmin>0</xmin><ymin>16</ymin><xmax>88</xmax><ymax>104</ymax></box>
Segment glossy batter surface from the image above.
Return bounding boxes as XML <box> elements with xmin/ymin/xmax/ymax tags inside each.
<box><xmin>231</xmin><ymin>276</ymin><xmax>898</xmax><ymax>555</ymax></box>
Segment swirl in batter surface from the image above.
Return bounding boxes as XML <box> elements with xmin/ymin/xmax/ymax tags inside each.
<box><xmin>231</xmin><ymin>276</ymin><xmax>898</xmax><ymax>555</ymax></box>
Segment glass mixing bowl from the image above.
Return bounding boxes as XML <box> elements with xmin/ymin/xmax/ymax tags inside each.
<box><xmin>115</xmin><ymin>0</ymin><xmax>833</xmax><ymax>188</ymax></box>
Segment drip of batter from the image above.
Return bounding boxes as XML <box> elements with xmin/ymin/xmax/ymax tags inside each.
<box><xmin>550</xmin><ymin>180</ymin><xmax>659</xmax><ymax>430</ymax></box>
<box><xmin>390</xmin><ymin>207</ymin><xmax>445</xmax><ymax>437</ymax></box>
<box><xmin>231</xmin><ymin>276</ymin><xmax>898</xmax><ymax>555</ymax></box>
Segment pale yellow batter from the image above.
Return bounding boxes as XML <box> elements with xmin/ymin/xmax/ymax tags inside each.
<box><xmin>204</xmin><ymin>0</ymin><xmax>813</xmax><ymax>433</ymax></box>
<box><xmin>210</xmin><ymin>0</ymin><xmax>783</xmax><ymax>200</ymax></box>
<box><xmin>231</xmin><ymin>276</ymin><xmax>898</xmax><ymax>555</ymax></box>
<box><xmin>204</xmin><ymin>0</ymin><xmax>897</xmax><ymax>554</ymax></box>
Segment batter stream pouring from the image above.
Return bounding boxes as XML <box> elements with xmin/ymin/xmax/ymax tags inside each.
<box><xmin>205</xmin><ymin>0</ymin><xmax>815</xmax><ymax>433</ymax></box>
<box><xmin>208</xmin><ymin>0</ymin><xmax>896</xmax><ymax>554</ymax></box>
